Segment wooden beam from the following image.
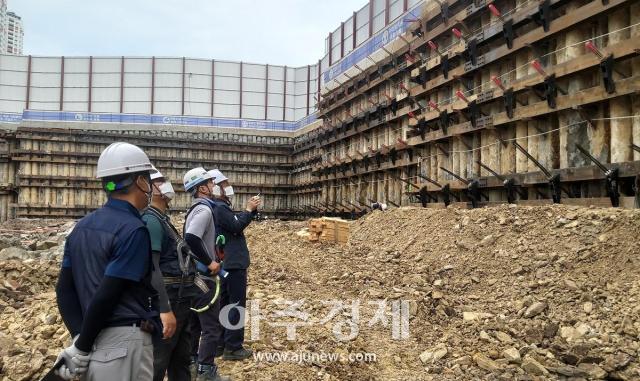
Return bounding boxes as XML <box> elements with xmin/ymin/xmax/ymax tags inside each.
<box><xmin>410</xmin><ymin>0</ymin><xmax>630</xmax><ymax>101</ymax></box>
<box><xmin>407</xmin><ymin>76</ymin><xmax>640</xmax><ymax>147</ymax></box>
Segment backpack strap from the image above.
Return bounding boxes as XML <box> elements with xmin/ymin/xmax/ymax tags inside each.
<box><xmin>145</xmin><ymin>207</ymin><xmax>192</xmax><ymax>275</ymax></box>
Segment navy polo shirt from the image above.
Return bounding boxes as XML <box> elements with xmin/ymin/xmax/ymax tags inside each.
<box><xmin>62</xmin><ymin>198</ymin><xmax>157</xmax><ymax>326</ymax></box>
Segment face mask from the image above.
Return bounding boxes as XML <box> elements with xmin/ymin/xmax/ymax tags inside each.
<box><xmin>212</xmin><ymin>185</ymin><xmax>222</xmax><ymax>197</ymax></box>
<box><xmin>201</xmin><ymin>183</ymin><xmax>216</xmax><ymax>200</ymax></box>
<box><xmin>158</xmin><ymin>181</ymin><xmax>175</xmax><ymax>200</ymax></box>
<box><xmin>223</xmin><ymin>186</ymin><xmax>234</xmax><ymax>197</ymax></box>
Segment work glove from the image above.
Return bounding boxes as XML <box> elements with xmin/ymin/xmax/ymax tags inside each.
<box><xmin>55</xmin><ymin>338</ymin><xmax>90</xmax><ymax>380</ymax></box>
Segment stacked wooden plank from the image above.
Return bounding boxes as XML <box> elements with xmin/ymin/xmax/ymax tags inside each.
<box><xmin>308</xmin><ymin>217</ymin><xmax>351</xmax><ymax>244</ymax></box>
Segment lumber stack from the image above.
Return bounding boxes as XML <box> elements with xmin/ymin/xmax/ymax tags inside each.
<box><xmin>308</xmin><ymin>217</ymin><xmax>351</xmax><ymax>244</ymax></box>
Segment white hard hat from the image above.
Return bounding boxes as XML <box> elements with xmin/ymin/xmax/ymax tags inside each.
<box><xmin>150</xmin><ymin>167</ymin><xmax>164</xmax><ymax>181</ymax></box>
<box><xmin>207</xmin><ymin>169</ymin><xmax>228</xmax><ymax>184</ymax></box>
<box><xmin>183</xmin><ymin>167</ymin><xmax>214</xmax><ymax>192</ymax></box>
<box><xmin>96</xmin><ymin>142</ymin><xmax>157</xmax><ymax>179</ymax></box>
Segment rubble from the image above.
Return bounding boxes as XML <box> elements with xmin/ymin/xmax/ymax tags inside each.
<box><xmin>1</xmin><ymin>204</ymin><xmax>640</xmax><ymax>380</ymax></box>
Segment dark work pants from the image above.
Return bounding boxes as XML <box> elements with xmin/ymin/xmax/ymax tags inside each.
<box><xmin>190</xmin><ymin>281</ymin><xmax>222</xmax><ymax>366</ymax></box>
<box><xmin>218</xmin><ymin>269</ymin><xmax>248</xmax><ymax>351</ymax></box>
<box><xmin>152</xmin><ymin>288</ymin><xmax>194</xmax><ymax>381</ymax></box>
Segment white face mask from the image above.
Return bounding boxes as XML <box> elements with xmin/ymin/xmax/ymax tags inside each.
<box><xmin>158</xmin><ymin>181</ymin><xmax>175</xmax><ymax>200</ymax></box>
<box><xmin>212</xmin><ymin>185</ymin><xmax>222</xmax><ymax>197</ymax></box>
<box><xmin>223</xmin><ymin>186</ymin><xmax>234</xmax><ymax>197</ymax></box>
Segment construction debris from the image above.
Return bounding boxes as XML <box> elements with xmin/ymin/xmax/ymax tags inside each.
<box><xmin>307</xmin><ymin>217</ymin><xmax>351</xmax><ymax>244</ymax></box>
<box><xmin>1</xmin><ymin>204</ymin><xmax>640</xmax><ymax>380</ymax></box>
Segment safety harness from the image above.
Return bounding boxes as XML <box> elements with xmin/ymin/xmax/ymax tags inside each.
<box><xmin>182</xmin><ymin>199</ymin><xmax>225</xmax><ymax>313</ymax></box>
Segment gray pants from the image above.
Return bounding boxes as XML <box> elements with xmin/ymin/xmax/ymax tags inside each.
<box><xmin>85</xmin><ymin>326</ymin><xmax>153</xmax><ymax>381</ymax></box>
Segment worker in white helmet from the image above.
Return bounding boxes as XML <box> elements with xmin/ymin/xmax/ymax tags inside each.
<box><xmin>205</xmin><ymin>169</ymin><xmax>259</xmax><ymax>361</ymax></box>
<box><xmin>181</xmin><ymin>167</ymin><xmax>230</xmax><ymax>381</ymax></box>
<box><xmin>54</xmin><ymin>142</ymin><xmax>160</xmax><ymax>381</ymax></box>
<box><xmin>142</xmin><ymin>170</ymin><xmax>199</xmax><ymax>381</ymax></box>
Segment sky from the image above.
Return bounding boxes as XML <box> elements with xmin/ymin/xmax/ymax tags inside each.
<box><xmin>11</xmin><ymin>0</ymin><xmax>367</xmax><ymax>66</ymax></box>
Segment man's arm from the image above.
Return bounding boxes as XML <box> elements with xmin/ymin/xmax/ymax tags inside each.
<box><xmin>143</xmin><ymin>215</ymin><xmax>171</xmax><ymax>313</ymax></box>
<box><xmin>184</xmin><ymin>233</ymin><xmax>213</xmax><ymax>266</ymax></box>
<box><xmin>74</xmin><ymin>276</ymin><xmax>130</xmax><ymax>352</ymax></box>
<box><xmin>184</xmin><ymin>207</ymin><xmax>214</xmax><ymax>266</ymax></box>
<box><xmin>150</xmin><ymin>251</ymin><xmax>171</xmax><ymax>313</ymax></box>
<box><xmin>215</xmin><ymin>206</ymin><xmax>254</xmax><ymax>235</ymax></box>
<box><xmin>56</xmin><ymin>267</ymin><xmax>84</xmax><ymax>337</ymax></box>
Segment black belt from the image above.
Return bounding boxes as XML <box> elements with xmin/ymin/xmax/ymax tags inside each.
<box><xmin>137</xmin><ymin>320</ymin><xmax>155</xmax><ymax>334</ymax></box>
<box><xmin>107</xmin><ymin>320</ymin><xmax>156</xmax><ymax>334</ymax></box>
<box><xmin>163</xmin><ymin>275</ymin><xmax>195</xmax><ymax>285</ymax></box>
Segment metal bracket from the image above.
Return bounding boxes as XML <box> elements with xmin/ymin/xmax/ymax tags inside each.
<box><xmin>549</xmin><ymin>174</ymin><xmax>561</xmax><ymax>204</ymax></box>
<box><xmin>439</xmin><ymin>110</ymin><xmax>449</xmax><ymax>135</ymax></box>
<box><xmin>439</xmin><ymin>1</ymin><xmax>450</xmax><ymax>24</ymax></box>
<box><xmin>442</xmin><ymin>183</ymin><xmax>452</xmax><ymax>206</ymax></box>
<box><xmin>416</xmin><ymin>118</ymin><xmax>428</xmax><ymax>140</ymax></box>
<box><xmin>575</xmin><ymin>144</ymin><xmax>620</xmax><ymax>206</ymax></box>
<box><xmin>468</xmin><ymin>100</ymin><xmax>479</xmax><ymax>128</ymax></box>
<box><xmin>390</xmin><ymin>98</ymin><xmax>398</xmax><ymax>115</ymax></box>
<box><xmin>503</xmin><ymin>19</ymin><xmax>514</xmax><ymax>49</ymax></box>
<box><xmin>464</xmin><ymin>38</ymin><xmax>478</xmax><ymax>66</ymax></box>
<box><xmin>531</xmin><ymin>0</ymin><xmax>551</xmax><ymax>32</ymax></box>
<box><xmin>543</xmin><ymin>75</ymin><xmax>558</xmax><ymax>109</ymax></box>
<box><xmin>504</xmin><ymin>88</ymin><xmax>516</xmax><ymax>118</ymax></box>
<box><xmin>419</xmin><ymin>66</ymin><xmax>428</xmax><ymax>87</ymax></box>
<box><xmin>599</xmin><ymin>54</ymin><xmax>616</xmax><ymax>94</ymax></box>
<box><xmin>467</xmin><ymin>179</ymin><xmax>481</xmax><ymax>208</ymax></box>
<box><xmin>441</xmin><ymin>55</ymin><xmax>450</xmax><ymax>79</ymax></box>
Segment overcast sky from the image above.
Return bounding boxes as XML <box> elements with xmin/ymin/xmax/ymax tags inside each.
<box><xmin>11</xmin><ymin>0</ymin><xmax>366</xmax><ymax>66</ymax></box>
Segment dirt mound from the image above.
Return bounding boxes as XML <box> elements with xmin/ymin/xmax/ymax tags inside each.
<box><xmin>346</xmin><ymin>205</ymin><xmax>640</xmax><ymax>380</ymax></box>
<box><xmin>1</xmin><ymin>205</ymin><xmax>639</xmax><ymax>380</ymax></box>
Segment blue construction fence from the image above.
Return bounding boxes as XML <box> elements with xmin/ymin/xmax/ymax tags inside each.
<box><xmin>0</xmin><ymin>110</ymin><xmax>318</xmax><ymax>132</ymax></box>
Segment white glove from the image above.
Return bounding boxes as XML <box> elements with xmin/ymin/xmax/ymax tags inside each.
<box><xmin>55</xmin><ymin>342</ymin><xmax>90</xmax><ymax>380</ymax></box>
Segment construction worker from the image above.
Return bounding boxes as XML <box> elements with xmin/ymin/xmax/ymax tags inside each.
<box><xmin>54</xmin><ymin>142</ymin><xmax>160</xmax><ymax>381</ymax></box>
<box><xmin>371</xmin><ymin>201</ymin><xmax>388</xmax><ymax>211</ymax></box>
<box><xmin>182</xmin><ymin>167</ymin><xmax>230</xmax><ymax>381</ymax></box>
<box><xmin>142</xmin><ymin>170</ymin><xmax>198</xmax><ymax>381</ymax></box>
<box><xmin>207</xmin><ymin>169</ymin><xmax>260</xmax><ymax>361</ymax></box>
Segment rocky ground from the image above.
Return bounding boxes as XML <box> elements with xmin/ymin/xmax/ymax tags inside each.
<box><xmin>1</xmin><ymin>205</ymin><xmax>639</xmax><ymax>380</ymax></box>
